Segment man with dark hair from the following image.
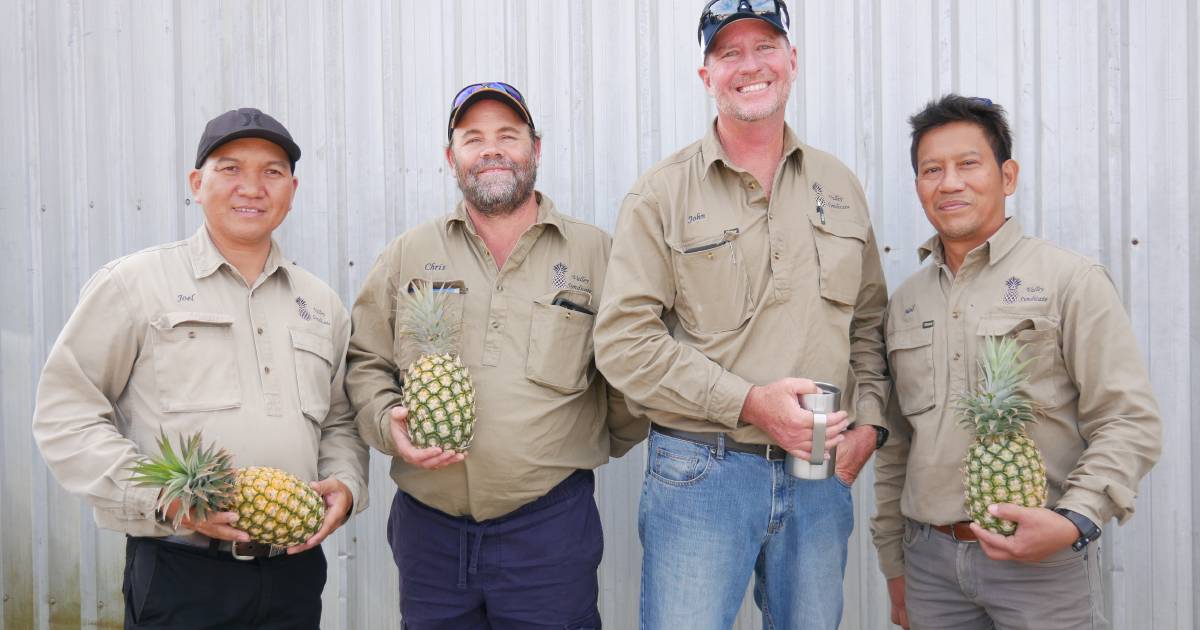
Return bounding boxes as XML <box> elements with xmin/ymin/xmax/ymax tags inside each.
<box><xmin>872</xmin><ymin>93</ymin><xmax>1162</xmax><ymax>629</ymax></box>
<box><xmin>346</xmin><ymin>82</ymin><xmax>645</xmax><ymax>629</ymax></box>
<box><xmin>33</xmin><ymin>108</ymin><xmax>369</xmax><ymax>629</ymax></box>
<box><xmin>594</xmin><ymin>1</ymin><xmax>890</xmax><ymax>627</ymax></box>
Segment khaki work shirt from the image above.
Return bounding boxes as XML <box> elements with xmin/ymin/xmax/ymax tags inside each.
<box><xmin>346</xmin><ymin>193</ymin><xmax>646</xmax><ymax>521</ymax></box>
<box><xmin>872</xmin><ymin>218</ymin><xmax>1162</xmax><ymax>578</ymax></box>
<box><xmin>594</xmin><ymin>123</ymin><xmax>889</xmax><ymax>443</ymax></box>
<box><xmin>33</xmin><ymin>226</ymin><xmax>370</xmax><ymax>537</ymax></box>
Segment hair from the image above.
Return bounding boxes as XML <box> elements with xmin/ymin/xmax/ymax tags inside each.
<box><xmin>908</xmin><ymin>94</ymin><xmax>1013</xmax><ymax>173</ymax></box>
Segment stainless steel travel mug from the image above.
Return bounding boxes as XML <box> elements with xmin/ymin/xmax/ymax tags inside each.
<box><xmin>784</xmin><ymin>382</ymin><xmax>841</xmax><ymax>480</ymax></box>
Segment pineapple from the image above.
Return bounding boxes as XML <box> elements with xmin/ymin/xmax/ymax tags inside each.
<box><xmin>959</xmin><ymin>335</ymin><xmax>1048</xmax><ymax>535</ymax></box>
<box><xmin>397</xmin><ymin>282</ymin><xmax>477</xmax><ymax>451</ymax></box>
<box><xmin>129</xmin><ymin>430</ymin><xmax>325</xmax><ymax>546</ymax></box>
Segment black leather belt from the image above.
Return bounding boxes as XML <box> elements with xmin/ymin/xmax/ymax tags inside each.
<box><xmin>162</xmin><ymin>534</ymin><xmax>287</xmax><ymax>560</ymax></box>
<box><xmin>653</xmin><ymin>424</ymin><xmax>787</xmax><ymax>461</ymax></box>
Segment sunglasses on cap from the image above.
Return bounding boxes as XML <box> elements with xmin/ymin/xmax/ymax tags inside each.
<box><xmin>698</xmin><ymin>0</ymin><xmax>791</xmax><ymax>53</ymax></box>
<box><xmin>447</xmin><ymin>82</ymin><xmax>534</xmax><ymax>142</ymax></box>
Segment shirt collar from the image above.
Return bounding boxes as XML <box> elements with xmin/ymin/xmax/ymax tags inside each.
<box><xmin>700</xmin><ymin>119</ymin><xmax>804</xmax><ymax>178</ymax></box>
<box><xmin>443</xmin><ymin>191</ymin><xmax>567</xmax><ymax>240</ymax></box>
<box><xmin>917</xmin><ymin>216</ymin><xmax>1024</xmax><ymax>266</ymax></box>
<box><xmin>188</xmin><ymin>225</ymin><xmax>291</xmax><ymax>282</ymax></box>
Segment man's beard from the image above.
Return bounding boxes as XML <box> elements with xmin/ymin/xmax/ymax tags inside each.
<box><xmin>455</xmin><ymin>155</ymin><xmax>538</xmax><ymax>217</ymax></box>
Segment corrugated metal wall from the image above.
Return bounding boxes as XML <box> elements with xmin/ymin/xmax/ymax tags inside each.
<box><xmin>1</xmin><ymin>1</ymin><xmax>1196</xmax><ymax>628</ymax></box>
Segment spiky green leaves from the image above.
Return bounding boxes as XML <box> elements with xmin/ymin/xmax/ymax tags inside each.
<box><xmin>128</xmin><ymin>430</ymin><xmax>236</xmax><ymax>530</ymax></box>
<box><xmin>957</xmin><ymin>335</ymin><xmax>1039</xmax><ymax>437</ymax></box>
<box><xmin>396</xmin><ymin>281</ymin><xmax>463</xmax><ymax>357</ymax></box>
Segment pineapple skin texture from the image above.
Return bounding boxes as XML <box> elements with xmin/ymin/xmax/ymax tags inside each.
<box><xmin>403</xmin><ymin>352</ymin><xmax>477</xmax><ymax>451</ymax></box>
<box><xmin>230</xmin><ymin>466</ymin><xmax>325</xmax><ymax>546</ymax></box>
<box><xmin>963</xmin><ymin>432</ymin><xmax>1048</xmax><ymax>535</ymax></box>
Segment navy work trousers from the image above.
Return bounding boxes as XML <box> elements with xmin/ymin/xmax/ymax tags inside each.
<box><xmin>388</xmin><ymin>469</ymin><xmax>604</xmax><ymax>630</ymax></box>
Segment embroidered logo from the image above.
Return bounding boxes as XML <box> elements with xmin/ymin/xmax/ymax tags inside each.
<box><xmin>1004</xmin><ymin>277</ymin><xmax>1022</xmax><ymax>304</ymax></box>
<box><xmin>295</xmin><ymin>297</ymin><xmax>312</xmax><ymax>320</ymax></box>
<box><xmin>812</xmin><ymin>182</ymin><xmax>826</xmax><ymax>207</ymax></box>
<box><xmin>553</xmin><ymin>262</ymin><xmax>568</xmax><ymax>289</ymax></box>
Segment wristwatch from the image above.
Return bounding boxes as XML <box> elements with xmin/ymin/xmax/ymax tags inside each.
<box><xmin>871</xmin><ymin>425</ymin><xmax>889</xmax><ymax>450</ymax></box>
<box><xmin>1053</xmin><ymin>508</ymin><xmax>1102</xmax><ymax>551</ymax></box>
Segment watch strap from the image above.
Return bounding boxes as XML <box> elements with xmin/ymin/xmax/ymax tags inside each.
<box><xmin>1053</xmin><ymin>508</ymin><xmax>1101</xmax><ymax>551</ymax></box>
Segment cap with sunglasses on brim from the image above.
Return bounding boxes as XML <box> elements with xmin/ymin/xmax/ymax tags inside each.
<box><xmin>195</xmin><ymin>107</ymin><xmax>301</xmax><ymax>172</ymax></box>
<box><xmin>698</xmin><ymin>0</ymin><xmax>791</xmax><ymax>55</ymax></box>
<box><xmin>447</xmin><ymin>82</ymin><xmax>535</xmax><ymax>142</ymax></box>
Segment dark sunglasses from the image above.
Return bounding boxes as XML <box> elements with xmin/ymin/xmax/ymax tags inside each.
<box><xmin>698</xmin><ymin>0</ymin><xmax>790</xmax><ymax>50</ymax></box>
<box><xmin>451</xmin><ymin>82</ymin><xmax>528</xmax><ymax>110</ymax></box>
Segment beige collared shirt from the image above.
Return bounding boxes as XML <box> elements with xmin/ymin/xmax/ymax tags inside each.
<box><xmin>871</xmin><ymin>218</ymin><xmax>1162</xmax><ymax>578</ymax></box>
<box><xmin>33</xmin><ymin>226</ymin><xmax>370</xmax><ymax>537</ymax></box>
<box><xmin>593</xmin><ymin>123</ymin><xmax>889</xmax><ymax>443</ymax></box>
<box><xmin>346</xmin><ymin>192</ymin><xmax>645</xmax><ymax>521</ymax></box>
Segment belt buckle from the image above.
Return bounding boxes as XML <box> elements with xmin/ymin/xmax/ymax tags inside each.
<box><xmin>231</xmin><ymin>540</ymin><xmax>259</xmax><ymax>561</ymax></box>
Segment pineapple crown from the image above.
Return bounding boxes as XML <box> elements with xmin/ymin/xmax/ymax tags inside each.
<box><xmin>127</xmin><ymin>430</ymin><xmax>236</xmax><ymax>530</ymax></box>
<box><xmin>957</xmin><ymin>335</ymin><xmax>1039</xmax><ymax>437</ymax></box>
<box><xmin>397</xmin><ymin>280</ymin><xmax>463</xmax><ymax>355</ymax></box>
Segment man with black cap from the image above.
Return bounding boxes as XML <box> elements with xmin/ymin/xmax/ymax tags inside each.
<box><xmin>33</xmin><ymin>107</ymin><xmax>369</xmax><ymax>629</ymax></box>
<box><xmin>594</xmin><ymin>1</ymin><xmax>889</xmax><ymax>627</ymax></box>
<box><xmin>346</xmin><ymin>82</ymin><xmax>645</xmax><ymax>629</ymax></box>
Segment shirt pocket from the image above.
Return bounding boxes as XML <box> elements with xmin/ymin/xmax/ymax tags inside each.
<box><xmin>976</xmin><ymin>314</ymin><xmax>1061</xmax><ymax>407</ymax></box>
<box><xmin>887</xmin><ymin>324</ymin><xmax>936</xmax><ymax>416</ymax></box>
<box><xmin>290</xmin><ymin>326</ymin><xmax>336</xmax><ymax>423</ymax></box>
<box><xmin>525</xmin><ymin>290</ymin><xmax>596</xmax><ymax>394</ymax></box>
<box><xmin>150</xmin><ymin>311</ymin><xmax>241</xmax><ymax>412</ymax></box>
<box><xmin>670</xmin><ymin>232</ymin><xmax>753</xmax><ymax>334</ymax></box>
<box><xmin>810</xmin><ymin>214</ymin><xmax>869</xmax><ymax>306</ymax></box>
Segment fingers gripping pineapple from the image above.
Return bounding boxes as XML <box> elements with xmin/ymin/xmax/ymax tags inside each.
<box><xmin>397</xmin><ymin>281</ymin><xmax>477</xmax><ymax>452</ymax></box>
<box><xmin>129</xmin><ymin>430</ymin><xmax>325</xmax><ymax>546</ymax></box>
<box><xmin>960</xmin><ymin>336</ymin><xmax>1048</xmax><ymax>535</ymax></box>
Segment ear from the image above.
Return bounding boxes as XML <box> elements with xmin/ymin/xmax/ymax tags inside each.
<box><xmin>698</xmin><ymin>64</ymin><xmax>714</xmax><ymax>95</ymax></box>
<box><xmin>532</xmin><ymin>135</ymin><xmax>542</xmax><ymax>162</ymax></box>
<box><xmin>1001</xmin><ymin>159</ymin><xmax>1019</xmax><ymax>195</ymax></box>
<box><xmin>788</xmin><ymin>43</ymin><xmax>798</xmax><ymax>80</ymax></box>
<box><xmin>444</xmin><ymin>144</ymin><xmax>456</xmax><ymax>171</ymax></box>
<box><xmin>187</xmin><ymin>168</ymin><xmax>204</xmax><ymax>199</ymax></box>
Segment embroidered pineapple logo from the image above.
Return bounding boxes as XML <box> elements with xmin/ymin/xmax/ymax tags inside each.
<box><xmin>812</xmin><ymin>182</ymin><xmax>826</xmax><ymax>207</ymax></box>
<box><xmin>295</xmin><ymin>296</ymin><xmax>312</xmax><ymax>320</ymax></box>
<box><xmin>553</xmin><ymin>262</ymin><xmax>568</xmax><ymax>289</ymax></box>
<box><xmin>1003</xmin><ymin>277</ymin><xmax>1022</xmax><ymax>304</ymax></box>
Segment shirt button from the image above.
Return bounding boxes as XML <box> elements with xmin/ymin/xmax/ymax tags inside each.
<box><xmin>953</xmin><ymin>353</ymin><xmax>961</xmax><ymax>361</ymax></box>
<box><xmin>768</xmin><ymin>214</ymin><xmax>774</xmax><ymax>220</ymax></box>
<box><xmin>952</xmin><ymin>311</ymin><xmax>960</xmax><ymax>319</ymax></box>
<box><xmin>187</xmin><ymin>331</ymin><xmax>196</xmax><ymax>339</ymax></box>
<box><xmin>264</xmin><ymin>366</ymin><xmax>271</xmax><ymax>374</ymax></box>
<box><xmin>491</xmin><ymin>321</ymin><xmax>499</xmax><ymax>329</ymax></box>
<box><xmin>496</xmin><ymin>285</ymin><xmax>503</xmax><ymax>292</ymax></box>
<box><xmin>772</xmin><ymin>252</ymin><xmax>781</xmax><ymax>260</ymax></box>
<box><xmin>748</xmin><ymin>181</ymin><xmax>758</xmax><ymax>190</ymax></box>
<box><xmin>256</xmin><ymin>327</ymin><xmax>264</xmax><ymax>335</ymax></box>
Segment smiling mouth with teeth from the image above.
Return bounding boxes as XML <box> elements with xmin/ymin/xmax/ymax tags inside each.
<box><xmin>737</xmin><ymin>82</ymin><xmax>770</xmax><ymax>94</ymax></box>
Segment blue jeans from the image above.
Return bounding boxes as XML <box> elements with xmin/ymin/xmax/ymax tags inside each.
<box><xmin>639</xmin><ymin>430</ymin><xmax>854</xmax><ymax>630</ymax></box>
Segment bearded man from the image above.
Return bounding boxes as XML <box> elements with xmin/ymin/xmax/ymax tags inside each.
<box><xmin>346</xmin><ymin>82</ymin><xmax>645</xmax><ymax>630</ymax></box>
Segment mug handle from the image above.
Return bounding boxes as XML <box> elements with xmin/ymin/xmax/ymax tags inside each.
<box><xmin>808</xmin><ymin>413</ymin><xmax>826</xmax><ymax>464</ymax></box>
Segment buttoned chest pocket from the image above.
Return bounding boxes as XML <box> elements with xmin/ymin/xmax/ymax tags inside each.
<box><xmin>887</xmin><ymin>325</ymin><xmax>936</xmax><ymax>417</ymax></box>
<box><xmin>671</xmin><ymin>234</ymin><xmax>753</xmax><ymax>334</ymax></box>
<box><xmin>290</xmin><ymin>327</ymin><xmax>336</xmax><ymax>423</ymax></box>
<box><xmin>976</xmin><ymin>314</ymin><xmax>1063</xmax><ymax>408</ymax></box>
<box><xmin>394</xmin><ymin>281</ymin><xmax>468</xmax><ymax>371</ymax></box>
<box><xmin>810</xmin><ymin>215</ymin><xmax>869</xmax><ymax>306</ymax></box>
<box><xmin>525</xmin><ymin>291</ymin><xmax>596</xmax><ymax>394</ymax></box>
<box><xmin>151</xmin><ymin>312</ymin><xmax>242</xmax><ymax>412</ymax></box>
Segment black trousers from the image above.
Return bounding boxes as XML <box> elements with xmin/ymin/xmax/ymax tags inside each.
<box><xmin>123</xmin><ymin>536</ymin><xmax>327</xmax><ymax>629</ymax></box>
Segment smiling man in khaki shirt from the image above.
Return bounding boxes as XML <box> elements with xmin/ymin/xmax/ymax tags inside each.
<box><xmin>593</xmin><ymin>2</ymin><xmax>889</xmax><ymax>628</ymax></box>
<box><xmin>33</xmin><ymin>108</ymin><xmax>369</xmax><ymax>629</ymax></box>
<box><xmin>872</xmin><ymin>94</ymin><xmax>1162</xmax><ymax>630</ymax></box>
<box><xmin>346</xmin><ymin>82</ymin><xmax>644</xmax><ymax>629</ymax></box>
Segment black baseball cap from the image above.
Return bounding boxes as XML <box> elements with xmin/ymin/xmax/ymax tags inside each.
<box><xmin>698</xmin><ymin>0</ymin><xmax>791</xmax><ymax>55</ymax></box>
<box><xmin>194</xmin><ymin>107</ymin><xmax>301</xmax><ymax>172</ymax></box>
<box><xmin>446</xmin><ymin>82</ymin><xmax>535</xmax><ymax>142</ymax></box>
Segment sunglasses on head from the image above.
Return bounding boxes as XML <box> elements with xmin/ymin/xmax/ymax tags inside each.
<box><xmin>451</xmin><ymin>82</ymin><xmax>528</xmax><ymax>110</ymax></box>
<box><xmin>698</xmin><ymin>0</ymin><xmax>790</xmax><ymax>49</ymax></box>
